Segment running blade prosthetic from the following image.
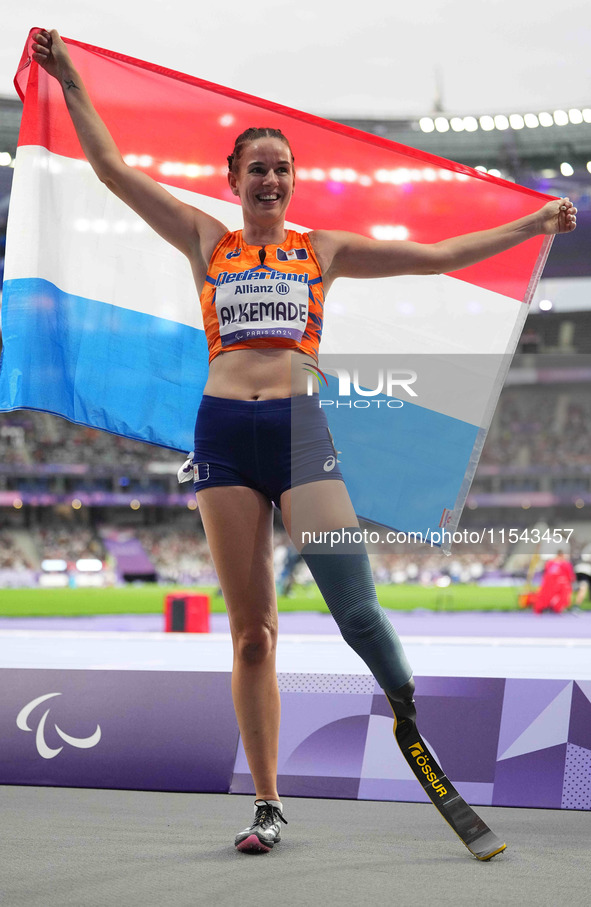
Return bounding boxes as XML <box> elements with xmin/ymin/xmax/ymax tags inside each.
<box><xmin>387</xmin><ymin>694</ymin><xmax>507</xmax><ymax>861</ymax></box>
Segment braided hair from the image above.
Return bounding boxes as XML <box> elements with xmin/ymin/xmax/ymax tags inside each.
<box><xmin>227</xmin><ymin>127</ymin><xmax>295</xmax><ymax>173</ymax></box>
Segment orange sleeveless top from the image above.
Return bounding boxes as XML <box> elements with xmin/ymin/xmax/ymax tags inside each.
<box><xmin>200</xmin><ymin>230</ymin><xmax>324</xmax><ymax>363</ymax></box>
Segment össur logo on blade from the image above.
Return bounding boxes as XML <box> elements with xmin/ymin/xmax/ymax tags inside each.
<box><xmin>409</xmin><ymin>742</ymin><xmax>447</xmax><ymax>798</ymax></box>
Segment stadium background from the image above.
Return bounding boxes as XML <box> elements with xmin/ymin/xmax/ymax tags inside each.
<box><xmin>1</xmin><ymin>93</ymin><xmax>590</xmax><ymax>609</ymax></box>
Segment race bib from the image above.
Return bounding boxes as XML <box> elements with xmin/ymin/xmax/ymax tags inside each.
<box><xmin>214</xmin><ymin>270</ymin><xmax>309</xmax><ymax>346</ymax></box>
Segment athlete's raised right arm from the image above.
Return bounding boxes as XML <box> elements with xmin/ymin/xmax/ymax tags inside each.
<box><xmin>31</xmin><ymin>30</ymin><xmax>227</xmax><ymax>261</ymax></box>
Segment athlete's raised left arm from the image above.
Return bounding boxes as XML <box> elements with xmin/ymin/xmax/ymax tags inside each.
<box><xmin>313</xmin><ymin>197</ymin><xmax>576</xmax><ymax>283</ymax></box>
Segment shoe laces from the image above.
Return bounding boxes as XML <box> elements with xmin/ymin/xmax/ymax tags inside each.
<box><xmin>254</xmin><ymin>799</ymin><xmax>288</xmax><ymax>828</ymax></box>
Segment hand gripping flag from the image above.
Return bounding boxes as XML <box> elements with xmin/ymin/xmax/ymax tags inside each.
<box><xmin>1</xmin><ymin>29</ymin><xmax>554</xmax><ymax>547</ymax></box>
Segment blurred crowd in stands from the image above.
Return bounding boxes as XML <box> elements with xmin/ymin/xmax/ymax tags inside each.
<box><xmin>482</xmin><ymin>387</ymin><xmax>591</xmax><ymax>469</ymax></box>
<box><xmin>3</xmin><ymin>514</ymin><xmax>589</xmax><ymax>587</ymax></box>
<box><xmin>0</xmin><ymin>529</ymin><xmax>32</xmax><ymax>570</ymax></box>
<box><xmin>134</xmin><ymin>524</ymin><xmax>217</xmax><ymax>585</ymax></box>
<box><xmin>2</xmin><ymin>384</ymin><xmax>591</xmax><ymax>472</ymax></box>
<box><xmin>31</xmin><ymin>524</ymin><xmax>105</xmax><ymax>562</ymax></box>
<box><xmin>2</xmin><ymin>514</ymin><xmax>591</xmax><ymax>589</ymax></box>
<box><xmin>0</xmin><ymin>411</ymin><xmax>153</xmax><ymax>469</ymax></box>
<box><xmin>2</xmin><ymin>381</ymin><xmax>591</xmax><ymax>588</ymax></box>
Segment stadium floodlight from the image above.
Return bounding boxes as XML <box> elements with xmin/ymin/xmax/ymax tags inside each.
<box><xmin>463</xmin><ymin>117</ymin><xmax>478</xmax><ymax>132</ymax></box>
<box><xmin>160</xmin><ymin>161</ymin><xmax>187</xmax><ymax>176</ymax></box>
<box><xmin>434</xmin><ymin>117</ymin><xmax>450</xmax><ymax>132</ymax></box>
<box><xmin>76</xmin><ymin>559</ymin><xmax>103</xmax><ymax>572</ymax></box>
<box><xmin>509</xmin><ymin>114</ymin><xmax>525</xmax><ymax>130</ymax></box>
<box><xmin>560</xmin><ymin>162</ymin><xmax>574</xmax><ymax>176</ymax></box>
<box><xmin>475</xmin><ymin>165</ymin><xmax>487</xmax><ymax>172</ymax></box>
<box><xmin>450</xmin><ymin>117</ymin><xmax>465</xmax><ymax>132</ymax></box>
<box><xmin>568</xmin><ymin>109</ymin><xmax>583</xmax><ymax>124</ymax></box>
<box><xmin>587</xmin><ymin>161</ymin><xmax>591</xmax><ymax>174</ymax></box>
<box><xmin>494</xmin><ymin>115</ymin><xmax>509</xmax><ymax>130</ymax></box>
<box><xmin>488</xmin><ymin>169</ymin><xmax>502</xmax><ymax>178</ymax></box>
<box><xmin>584</xmin><ymin>109</ymin><xmax>591</xmax><ymax>123</ymax></box>
<box><xmin>138</xmin><ymin>155</ymin><xmax>153</xmax><ymax>167</ymax></box>
<box><xmin>329</xmin><ymin>167</ymin><xmax>358</xmax><ymax>183</ymax></box>
<box><xmin>41</xmin><ymin>559</ymin><xmax>68</xmax><ymax>572</ymax></box>
<box><xmin>539</xmin><ymin>299</ymin><xmax>553</xmax><ymax>311</ymax></box>
<box><xmin>479</xmin><ymin>115</ymin><xmax>495</xmax><ymax>131</ymax></box>
<box><xmin>539</xmin><ymin>112</ymin><xmax>554</xmax><ymax>127</ymax></box>
<box><xmin>553</xmin><ymin>110</ymin><xmax>569</xmax><ymax>126</ymax></box>
<box><xmin>370</xmin><ymin>225</ymin><xmax>410</xmax><ymax>240</ymax></box>
<box><xmin>524</xmin><ymin>114</ymin><xmax>539</xmax><ymax>128</ymax></box>
<box><xmin>419</xmin><ymin>117</ymin><xmax>435</xmax><ymax>133</ymax></box>
<box><xmin>0</xmin><ymin>152</ymin><xmax>12</xmax><ymax>166</ymax></box>
<box><xmin>123</xmin><ymin>154</ymin><xmax>138</xmax><ymax>166</ymax></box>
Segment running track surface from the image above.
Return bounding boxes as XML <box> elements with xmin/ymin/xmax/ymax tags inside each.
<box><xmin>2</xmin><ymin>787</ymin><xmax>589</xmax><ymax>907</ymax></box>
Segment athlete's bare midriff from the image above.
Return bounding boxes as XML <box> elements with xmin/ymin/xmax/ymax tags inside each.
<box><xmin>203</xmin><ymin>348</ymin><xmax>318</xmax><ymax>400</ymax></box>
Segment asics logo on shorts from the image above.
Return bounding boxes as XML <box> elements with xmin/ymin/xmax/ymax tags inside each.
<box><xmin>323</xmin><ymin>456</ymin><xmax>336</xmax><ymax>472</ymax></box>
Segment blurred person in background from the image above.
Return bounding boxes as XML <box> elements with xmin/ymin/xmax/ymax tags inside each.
<box><xmin>533</xmin><ymin>550</ymin><xmax>576</xmax><ymax>614</ymax></box>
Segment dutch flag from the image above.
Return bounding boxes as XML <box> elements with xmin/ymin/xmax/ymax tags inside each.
<box><xmin>0</xmin><ymin>30</ymin><xmax>554</xmax><ymax>544</ymax></box>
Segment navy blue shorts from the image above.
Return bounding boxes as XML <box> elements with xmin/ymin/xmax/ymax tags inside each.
<box><xmin>192</xmin><ymin>395</ymin><xmax>343</xmax><ymax>506</ymax></box>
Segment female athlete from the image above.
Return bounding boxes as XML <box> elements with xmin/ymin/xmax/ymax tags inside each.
<box><xmin>32</xmin><ymin>29</ymin><xmax>577</xmax><ymax>855</ymax></box>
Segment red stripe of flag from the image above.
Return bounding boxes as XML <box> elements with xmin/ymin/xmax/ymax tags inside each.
<box><xmin>15</xmin><ymin>28</ymin><xmax>554</xmax><ymax>301</ymax></box>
